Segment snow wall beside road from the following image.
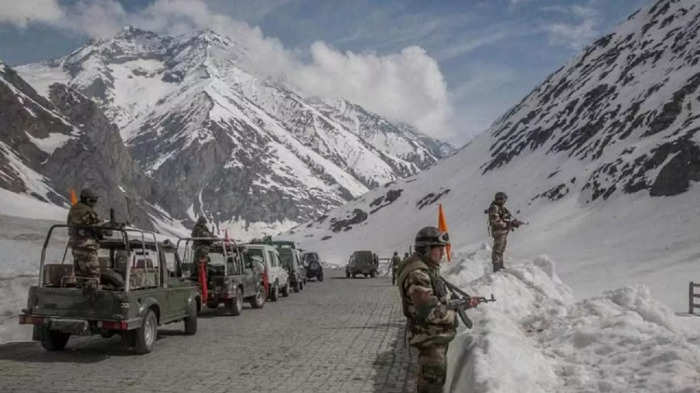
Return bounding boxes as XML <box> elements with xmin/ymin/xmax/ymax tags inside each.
<box><xmin>443</xmin><ymin>245</ymin><xmax>700</xmax><ymax>393</ymax></box>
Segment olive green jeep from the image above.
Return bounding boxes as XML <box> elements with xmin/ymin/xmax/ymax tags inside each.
<box><xmin>19</xmin><ymin>225</ymin><xmax>200</xmax><ymax>354</ymax></box>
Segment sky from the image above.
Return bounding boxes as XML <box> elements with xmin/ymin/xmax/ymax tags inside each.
<box><xmin>0</xmin><ymin>0</ymin><xmax>649</xmax><ymax>145</ymax></box>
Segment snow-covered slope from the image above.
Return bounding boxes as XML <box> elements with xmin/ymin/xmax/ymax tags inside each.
<box><xmin>285</xmin><ymin>0</ymin><xmax>700</xmax><ymax>311</ymax></box>
<box><xmin>441</xmin><ymin>246</ymin><xmax>700</xmax><ymax>393</ymax></box>
<box><xmin>17</xmin><ymin>28</ymin><xmax>453</xmax><ymax>238</ymax></box>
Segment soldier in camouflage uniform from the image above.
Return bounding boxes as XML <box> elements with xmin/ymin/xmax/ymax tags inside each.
<box><xmin>488</xmin><ymin>192</ymin><xmax>521</xmax><ymax>272</ymax></box>
<box><xmin>190</xmin><ymin>217</ymin><xmax>213</xmax><ymax>281</ymax></box>
<box><xmin>397</xmin><ymin>226</ymin><xmax>467</xmax><ymax>393</ymax></box>
<box><xmin>391</xmin><ymin>251</ymin><xmax>401</xmax><ymax>285</ymax></box>
<box><xmin>67</xmin><ymin>188</ymin><xmax>102</xmax><ymax>293</ymax></box>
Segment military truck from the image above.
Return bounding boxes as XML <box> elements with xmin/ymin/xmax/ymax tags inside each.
<box><xmin>346</xmin><ymin>250</ymin><xmax>379</xmax><ymax>278</ymax></box>
<box><xmin>19</xmin><ymin>225</ymin><xmax>200</xmax><ymax>354</ymax></box>
<box><xmin>178</xmin><ymin>238</ymin><xmax>266</xmax><ymax>315</ymax></box>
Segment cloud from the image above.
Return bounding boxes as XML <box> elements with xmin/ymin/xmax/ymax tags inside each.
<box><xmin>1</xmin><ymin>0</ymin><xmax>455</xmax><ymax>139</ymax></box>
<box><xmin>543</xmin><ymin>4</ymin><xmax>600</xmax><ymax>50</ymax></box>
<box><xmin>295</xmin><ymin>43</ymin><xmax>452</xmax><ymax>137</ymax></box>
<box><xmin>0</xmin><ymin>0</ymin><xmax>64</xmax><ymax>28</ymax></box>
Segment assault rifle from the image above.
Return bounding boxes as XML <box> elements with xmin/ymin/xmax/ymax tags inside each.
<box><xmin>509</xmin><ymin>219</ymin><xmax>528</xmax><ymax>231</ymax></box>
<box><xmin>440</xmin><ymin>276</ymin><xmax>496</xmax><ymax>329</ymax></box>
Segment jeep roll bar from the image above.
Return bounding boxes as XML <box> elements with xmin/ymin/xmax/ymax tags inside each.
<box><xmin>176</xmin><ymin>237</ymin><xmax>240</xmax><ymax>277</ymax></box>
<box><xmin>40</xmin><ymin>224</ymin><xmax>159</xmax><ymax>292</ymax></box>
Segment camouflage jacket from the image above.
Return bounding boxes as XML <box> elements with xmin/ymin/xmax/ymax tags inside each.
<box><xmin>67</xmin><ymin>202</ymin><xmax>101</xmax><ymax>248</ymax></box>
<box><xmin>398</xmin><ymin>254</ymin><xmax>456</xmax><ymax>347</ymax></box>
<box><xmin>191</xmin><ymin>222</ymin><xmax>213</xmax><ymax>247</ymax></box>
<box><xmin>488</xmin><ymin>202</ymin><xmax>512</xmax><ymax>236</ymax></box>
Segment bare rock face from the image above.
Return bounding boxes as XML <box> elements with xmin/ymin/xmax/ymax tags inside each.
<box><xmin>0</xmin><ymin>62</ymin><xmax>166</xmax><ymax>228</ymax></box>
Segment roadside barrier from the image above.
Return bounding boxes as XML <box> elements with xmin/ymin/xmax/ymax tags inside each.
<box><xmin>690</xmin><ymin>282</ymin><xmax>700</xmax><ymax>315</ymax></box>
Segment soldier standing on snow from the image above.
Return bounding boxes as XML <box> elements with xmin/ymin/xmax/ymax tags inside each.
<box><xmin>397</xmin><ymin>226</ymin><xmax>478</xmax><ymax>393</ymax></box>
<box><xmin>391</xmin><ymin>251</ymin><xmax>401</xmax><ymax>285</ymax></box>
<box><xmin>488</xmin><ymin>192</ymin><xmax>523</xmax><ymax>272</ymax></box>
<box><xmin>67</xmin><ymin>188</ymin><xmax>102</xmax><ymax>294</ymax></box>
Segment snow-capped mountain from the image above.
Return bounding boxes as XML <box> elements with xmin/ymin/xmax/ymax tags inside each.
<box><xmin>17</xmin><ymin>27</ymin><xmax>453</xmax><ymax>236</ymax></box>
<box><xmin>285</xmin><ymin>0</ymin><xmax>700</xmax><ymax>311</ymax></box>
<box><xmin>0</xmin><ymin>61</ymin><xmax>175</xmax><ymax>230</ymax></box>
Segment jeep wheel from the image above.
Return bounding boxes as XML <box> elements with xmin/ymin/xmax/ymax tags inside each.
<box><xmin>40</xmin><ymin>328</ymin><xmax>70</xmax><ymax>351</ymax></box>
<box><xmin>346</xmin><ymin>271</ymin><xmax>350</xmax><ymax>279</ymax></box>
<box><xmin>370</xmin><ymin>270</ymin><xmax>376</xmax><ymax>278</ymax></box>
<box><xmin>250</xmin><ymin>286</ymin><xmax>265</xmax><ymax>309</ymax></box>
<box><xmin>282</xmin><ymin>282</ymin><xmax>290</xmax><ymax>297</ymax></box>
<box><xmin>293</xmin><ymin>280</ymin><xmax>301</xmax><ymax>293</ymax></box>
<box><xmin>227</xmin><ymin>288</ymin><xmax>243</xmax><ymax>316</ymax></box>
<box><xmin>134</xmin><ymin>309</ymin><xmax>157</xmax><ymax>354</ymax></box>
<box><xmin>270</xmin><ymin>283</ymin><xmax>279</xmax><ymax>302</ymax></box>
<box><xmin>184</xmin><ymin>303</ymin><xmax>198</xmax><ymax>335</ymax></box>
<box><xmin>318</xmin><ymin>271</ymin><xmax>324</xmax><ymax>282</ymax></box>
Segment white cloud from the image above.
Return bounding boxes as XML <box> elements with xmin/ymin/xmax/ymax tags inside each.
<box><xmin>544</xmin><ymin>4</ymin><xmax>600</xmax><ymax>50</ymax></box>
<box><xmin>0</xmin><ymin>0</ymin><xmax>64</xmax><ymax>28</ymax></box>
<box><xmin>4</xmin><ymin>0</ymin><xmax>455</xmax><ymax>139</ymax></box>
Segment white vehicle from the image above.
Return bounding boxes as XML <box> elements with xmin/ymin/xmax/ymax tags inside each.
<box><xmin>244</xmin><ymin>244</ymin><xmax>290</xmax><ymax>301</ymax></box>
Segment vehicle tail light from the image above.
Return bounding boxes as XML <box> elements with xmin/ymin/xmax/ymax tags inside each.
<box><xmin>99</xmin><ymin>320</ymin><xmax>129</xmax><ymax>330</ymax></box>
<box><xmin>18</xmin><ymin>315</ymin><xmax>44</xmax><ymax>325</ymax></box>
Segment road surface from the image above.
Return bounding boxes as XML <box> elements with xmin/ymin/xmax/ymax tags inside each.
<box><xmin>0</xmin><ymin>270</ymin><xmax>416</xmax><ymax>393</ymax></box>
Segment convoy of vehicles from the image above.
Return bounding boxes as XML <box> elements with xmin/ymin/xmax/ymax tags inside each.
<box><xmin>17</xmin><ymin>223</ymin><xmax>379</xmax><ymax>356</ymax></box>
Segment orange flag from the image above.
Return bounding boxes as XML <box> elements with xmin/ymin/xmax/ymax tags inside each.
<box><xmin>69</xmin><ymin>189</ymin><xmax>78</xmax><ymax>205</ymax></box>
<box><xmin>438</xmin><ymin>204</ymin><xmax>451</xmax><ymax>262</ymax></box>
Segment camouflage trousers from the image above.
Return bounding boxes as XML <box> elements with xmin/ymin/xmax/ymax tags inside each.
<box><xmin>72</xmin><ymin>247</ymin><xmax>100</xmax><ymax>289</ymax></box>
<box><xmin>415</xmin><ymin>343</ymin><xmax>449</xmax><ymax>393</ymax></box>
<box><xmin>491</xmin><ymin>234</ymin><xmax>508</xmax><ymax>272</ymax></box>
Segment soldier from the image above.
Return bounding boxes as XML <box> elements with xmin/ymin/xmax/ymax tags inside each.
<box><xmin>67</xmin><ymin>188</ymin><xmax>102</xmax><ymax>294</ymax></box>
<box><xmin>488</xmin><ymin>191</ymin><xmax>522</xmax><ymax>272</ymax></box>
<box><xmin>191</xmin><ymin>217</ymin><xmax>213</xmax><ymax>280</ymax></box>
<box><xmin>391</xmin><ymin>251</ymin><xmax>401</xmax><ymax>285</ymax></box>
<box><xmin>397</xmin><ymin>226</ymin><xmax>476</xmax><ymax>393</ymax></box>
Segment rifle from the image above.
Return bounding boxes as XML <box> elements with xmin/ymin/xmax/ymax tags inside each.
<box><xmin>509</xmin><ymin>219</ymin><xmax>529</xmax><ymax>231</ymax></box>
<box><xmin>440</xmin><ymin>276</ymin><xmax>496</xmax><ymax>329</ymax></box>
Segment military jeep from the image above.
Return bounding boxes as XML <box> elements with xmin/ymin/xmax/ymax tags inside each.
<box><xmin>19</xmin><ymin>225</ymin><xmax>200</xmax><ymax>354</ymax></box>
<box><xmin>178</xmin><ymin>238</ymin><xmax>266</xmax><ymax>314</ymax></box>
<box><xmin>346</xmin><ymin>250</ymin><xmax>379</xmax><ymax>278</ymax></box>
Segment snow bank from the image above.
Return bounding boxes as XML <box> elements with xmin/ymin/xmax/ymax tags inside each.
<box><xmin>445</xmin><ymin>254</ymin><xmax>700</xmax><ymax>393</ymax></box>
<box><xmin>0</xmin><ymin>276</ymin><xmax>35</xmax><ymax>344</ymax></box>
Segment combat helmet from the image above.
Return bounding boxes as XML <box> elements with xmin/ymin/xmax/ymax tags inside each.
<box><xmin>414</xmin><ymin>226</ymin><xmax>450</xmax><ymax>250</ymax></box>
<box><xmin>80</xmin><ymin>188</ymin><xmax>99</xmax><ymax>206</ymax></box>
<box><xmin>494</xmin><ymin>191</ymin><xmax>507</xmax><ymax>201</ymax></box>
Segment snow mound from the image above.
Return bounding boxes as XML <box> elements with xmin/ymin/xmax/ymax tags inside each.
<box><xmin>446</xmin><ymin>255</ymin><xmax>700</xmax><ymax>393</ymax></box>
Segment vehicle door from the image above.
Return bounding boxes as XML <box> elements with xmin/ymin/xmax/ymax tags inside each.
<box><xmin>162</xmin><ymin>248</ymin><xmax>189</xmax><ymax>321</ymax></box>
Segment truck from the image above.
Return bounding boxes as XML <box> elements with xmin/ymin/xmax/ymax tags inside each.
<box><xmin>19</xmin><ymin>225</ymin><xmax>200</xmax><ymax>354</ymax></box>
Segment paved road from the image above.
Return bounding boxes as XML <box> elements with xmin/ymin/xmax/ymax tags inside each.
<box><xmin>0</xmin><ymin>270</ymin><xmax>415</xmax><ymax>393</ymax></box>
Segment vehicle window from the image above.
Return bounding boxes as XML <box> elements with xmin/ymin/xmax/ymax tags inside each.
<box><xmin>247</xmin><ymin>248</ymin><xmax>264</xmax><ymax>261</ymax></box>
<box><xmin>267</xmin><ymin>251</ymin><xmax>276</xmax><ymax>267</ymax></box>
<box><xmin>278</xmin><ymin>249</ymin><xmax>293</xmax><ymax>269</ymax></box>
<box><xmin>208</xmin><ymin>252</ymin><xmax>226</xmax><ymax>266</ymax></box>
